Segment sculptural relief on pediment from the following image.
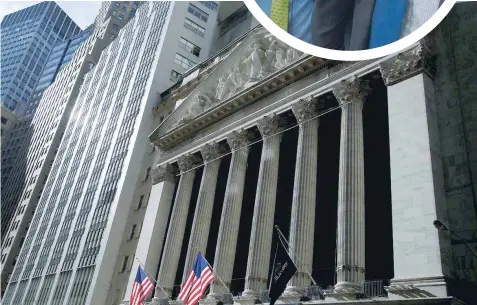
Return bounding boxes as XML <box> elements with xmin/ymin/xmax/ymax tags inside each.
<box><xmin>169</xmin><ymin>28</ymin><xmax>305</xmax><ymax>129</ymax></box>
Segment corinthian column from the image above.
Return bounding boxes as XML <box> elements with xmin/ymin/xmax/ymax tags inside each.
<box><xmin>182</xmin><ymin>143</ymin><xmax>223</xmax><ymax>281</ymax></box>
<box><xmin>285</xmin><ymin>97</ymin><xmax>321</xmax><ymax>295</ymax></box>
<box><xmin>243</xmin><ymin>115</ymin><xmax>284</xmax><ymax>298</ymax></box>
<box><xmin>332</xmin><ymin>76</ymin><xmax>371</xmax><ymax>290</ymax></box>
<box><xmin>207</xmin><ymin>130</ymin><xmax>252</xmax><ymax>300</ymax></box>
<box><xmin>156</xmin><ymin>154</ymin><xmax>201</xmax><ymax>297</ymax></box>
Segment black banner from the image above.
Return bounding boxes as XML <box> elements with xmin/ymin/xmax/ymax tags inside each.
<box><xmin>268</xmin><ymin>239</ymin><xmax>297</xmax><ymax>305</ymax></box>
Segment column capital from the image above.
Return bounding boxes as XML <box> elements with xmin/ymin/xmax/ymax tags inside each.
<box><xmin>332</xmin><ymin>76</ymin><xmax>371</xmax><ymax>105</ymax></box>
<box><xmin>256</xmin><ymin>114</ymin><xmax>286</xmax><ymax>137</ymax></box>
<box><xmin>177</xmin><ymin>154</ymin><xmax>202</xmax><ymax>173</ymax></box>
<box><xmin>380</xmin><ymin>39</ymin><xmax>436</xmax><ymax>86</ymax></box>
<box><xmin>152</xmin><ymin>164</ymin><xmax>177</xmax><ymax>184</ymax></box>
<box><xmin>226</xmin><ymin>129</ymin><xmax>252</xmax><ymax>151</ymax></box>
<box><xmin>291</xmin><ymin>97</ymin><xmax>324</xmax><ymax>123</ymax></box>
<box><xmin>200</xmin><ymin>142</ymin><xmax>223</xmax><ymax>162</ymax></box>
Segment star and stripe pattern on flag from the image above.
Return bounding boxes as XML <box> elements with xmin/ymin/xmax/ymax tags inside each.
<box><xmin>130</xmin><ymin>266</ymin><xmax>154</xmax><ymax>305</ymax></box>
<box><xmin>178</xmin><ymin>252</ymin><xmax>215</xmax><ymax>305</ymax></box>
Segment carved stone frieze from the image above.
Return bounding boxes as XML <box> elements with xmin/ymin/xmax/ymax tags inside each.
<box><xmin>226</xmin><ymin>129</ymin><xmax>253</xmax><ymax>151</ymax></box>
<box><xmin>291</xmin><ymin>97</ymin><xmax>323</xmax><ymax>123</ymax></box>
<box><xmin>332</xmin><ymin>76</ymin><xmax>371</xmax><ymax>105</ymax></box>
<box><xmin>200</xmin><ymin>142</ymin><xmax>223</xmax><ymax>162</ymax></box>
<box><xmin>380</xmin><ymin>39</ymin><xmax>436</xmax><ymax>86</ymax></box>
<box><xmin>256</xmin><ymin>114</ymin><xmax>286</xmax><ymax>137</ymax></box>
<box><xmin>150</xmin><ymin>54</ymin><xmax>328</xmax><ymax>150</ymax></box>
<box><xmin>177</xmin><ymin>154</ymin><xmax>202</xmax><ymax>173</ymax></box>
<box><xmin>169</xmin><ymin>29</ymin><xmax>305</xmax><ymax>130</ymax></box>
<box><xmin>151</xmin><ymin>164</ymin><xmax>177</xmax><ymax>185</ymax></box>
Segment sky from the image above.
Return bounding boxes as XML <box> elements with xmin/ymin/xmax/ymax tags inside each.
<box><xmin>0</xmin><ymin>1</ymin><xmax>103</xmax><ymax>29</ymax></box>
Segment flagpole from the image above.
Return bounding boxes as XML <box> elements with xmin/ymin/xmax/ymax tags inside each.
<box><xmin>268</xmin><ymin>241</ymin><xmax>279</xmax><ymax>292</ymax></box>
<box><xmin>135</xmin><ymin>257</ymin><xmax>171</xmax><ymax>299</ymax></box>
<box><xmin>274</xmin><ymin>226</ymin><xmax>318</xmax><ymax>286</ymax></box>
<box><xmin>201</xmin><ymin>254</ymin><xmax>231</xmax><ymax>293</ymax></box>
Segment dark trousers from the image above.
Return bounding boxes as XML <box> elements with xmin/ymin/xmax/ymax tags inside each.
<box><xmin>312</xmin><ymin>0</ymin><xmax>376</xmax><ymax>50</ymax></box>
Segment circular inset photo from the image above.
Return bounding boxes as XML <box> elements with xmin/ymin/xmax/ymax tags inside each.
<box><xmin>244</xmin><ymin>0</ymin><xmax>456</xmax><ymax>60</ymax></box>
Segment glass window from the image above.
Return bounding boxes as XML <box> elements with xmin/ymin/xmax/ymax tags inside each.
<box><xmin>184</xmin><ymin>18</ymin><xmax>205</xmax><ymax>37</ymax></box>
<box><xmin>137</xmin><ymin>195</ymin><xmax>144</xmax><ymax>209</ymax></box>
<box><xmin>187</xmin><ymin>4</ymin><xmax>209</xmax><ymax>22</ymax></box>
<box><xmin>179</xmin><ymin>37</ymin><xmax>201</xmax><ymax>56</ymax></box>
<box><xmin>174</xmin><ymin>53</ymin><xmax>196</xmax><ymax>69</ymax></box>
<box><xmin>200</xmin><ymin>1</ymin><xmax>218</xmax><ymax>12</ymax></box>
<box><xmin>121</xmin><ymin>256</ymin><xmax>129</xmax><ymax>272</ymax></box>
<box><xmin>129</xmin><ymin>224</ymin><xmax>137</xmax><ymax>240</ymax></box>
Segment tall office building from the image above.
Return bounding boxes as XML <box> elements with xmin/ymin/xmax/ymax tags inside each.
<box><xmin>1</xmin><ymin>106</ymin><xmax>19</xmax><ymax>145</ymax></box>
<box><xmin>0</xmin><ymin>2</ymin><xmax>81</xmax><ymax>114</ymax></box>
<box><xmin>1</xmin><ymin>26</ymin><xmax>94</xmax><ymax>227</ymax></box>
<box><xmin>0</xmin><ymin>1</ymin><xmax>139</xmax><ymax>297</ymax></box>
<box><xmin>2</xmin><ymin>2</ymin><xmax>219</xmax><ymax>305</ymax></box>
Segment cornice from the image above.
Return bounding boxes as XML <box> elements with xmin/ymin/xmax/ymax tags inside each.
<box><xmin>380</xmin><ymin>38</ymin><xmax>437</xmax><ymax>86</ymax></box>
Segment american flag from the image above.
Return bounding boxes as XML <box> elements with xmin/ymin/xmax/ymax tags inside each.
<box><xmin>130</xmin><ymin>266</ymin><xmax>154</xmax><ymax>305</ymax></box>
<box><xmin>178</xmin><ymin>252</ymin><xmax>215</xmax><ymax>305</ymax></box>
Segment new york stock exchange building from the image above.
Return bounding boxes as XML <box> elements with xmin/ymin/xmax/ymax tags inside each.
<box><xmin>124</xmin><ymin>5</ymin><xmax>476</xmax><ymax>305</ymax></box>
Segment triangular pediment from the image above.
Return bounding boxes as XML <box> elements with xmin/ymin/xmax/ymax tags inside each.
<box><xmin>152</xmin><ymin>27</ymin><xmax>306</xmax><ymax>140</ymax></box>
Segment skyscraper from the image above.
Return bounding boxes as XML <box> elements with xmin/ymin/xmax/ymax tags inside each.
<box><xmin>0</xmin><ymin>1</ymin><xmax>139</xmax><ymax>297</ymax></box>
<box><xmin>2</xmin><ymin>2</ymin><xmax>219</xmax><ymax>305</ymax></box>
<box><xmin>1</xmin><ymin>26</ymin><xmax>94</xmax><ymax>226</ymax></box>
<box><xmin>0</xmin><ymin>2</ymin><xmax>81</xmax><ymax>114</ymax></box>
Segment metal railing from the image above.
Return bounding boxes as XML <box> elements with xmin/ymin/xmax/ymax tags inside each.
<box><xmin>362</xmin><ymin>279</ymin><xmax>389</xmax><ymax>298</ymax></box>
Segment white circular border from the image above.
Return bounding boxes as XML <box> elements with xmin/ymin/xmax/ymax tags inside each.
<box><xmin>243</xmin><ymin>0</ymin><xmax>457</xmax><ymax>61</ymax></box>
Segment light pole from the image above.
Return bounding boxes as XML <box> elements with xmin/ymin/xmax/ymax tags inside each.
<box><xmin>433</xmin><ymin>219</ymin><xmax>477</xmax><ymax>259</ymax></box>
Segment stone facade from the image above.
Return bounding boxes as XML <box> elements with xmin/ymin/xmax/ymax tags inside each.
<box><xmin>126</xmin><ymin>4</ymin><xmax>476</xmax><ymax>305</ymax></box>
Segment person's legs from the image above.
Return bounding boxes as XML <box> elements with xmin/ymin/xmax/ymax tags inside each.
<box><xmin>348</xmin><ymin>0</ymin><xmax>376</xmax><ymax>50</ymax></box>
<box><xmin>312</xmin><ymin>0</ymin><xmax>354</xmax><ymax>50</ymax></box>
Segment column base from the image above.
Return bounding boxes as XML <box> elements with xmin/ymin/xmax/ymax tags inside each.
<box><xmin>385</xmin><ymin>276</ymin><xmax>450</xmax><ymax>300</ymax></box>
<box><xmin>324</xmin><ymin>286</ymin><xmax>361</xmax><ymax>302</ymax></box>
<box><xmin>233</xmin><ymin>293</ymin><xmax>258</xmax><ymax>305</ymax></box>
<box><xmin>334</xmin><ymin>280</ymin><xmax>362</xmax><ymax>291</ymax></box>
<box><xmin>281</xmin><ymin>286</ymin><xmax>303</xmax><ymax>303</ymax></box>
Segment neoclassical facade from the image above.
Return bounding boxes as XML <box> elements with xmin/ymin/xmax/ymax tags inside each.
<box><xmin>124</xmin><ymin>5</ymin><xmax>477</xmax><ymax>304</ymax></box>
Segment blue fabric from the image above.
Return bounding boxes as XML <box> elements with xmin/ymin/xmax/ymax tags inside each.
<box><xmin>256</xmin><ymin>0</ymin><xmax>272</xmax><ymax>17</ymax></box>
<box><xmin>135</xmin><ymin>266</ymin><xmax>148</xmax><ymax>283</ymax></box>
<box><xmin>369</xmin><ymin>0</ymin><xmax>408</xmax><ymax>48</ymax></box>
<box><xmin>192</xmin><ymin>252</ymin><xmax>209</xmax><ymax>278</ymax></box>
<box><xmin>255</xmin><ymin>0</ymin><xmax>313</xmax><ymax>44</ymax></box>
<box><xmin>289</xmin><ymin>0</ymin><xmax>313</xmax><ymax>43</ymax></box>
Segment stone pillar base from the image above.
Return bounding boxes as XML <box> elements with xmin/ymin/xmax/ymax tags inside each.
<box><xmin>324</xmin><ymin>287</ymin><xmax>360</xmax><ymax>302</ymax></box>
<box><xmin>386</xmin><ymin>276</ymin><xmax>449</xmax><ymax>300</ymax></box>
<box><xmin>233</xmin><ymin>294</ymin><xmax>257</xmax><ymax>305</ymax></box>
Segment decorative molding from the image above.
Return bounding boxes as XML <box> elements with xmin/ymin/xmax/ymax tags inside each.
<box><xmin>291</xmin><ymin>97</ymin><xmax>324</xmax><ymax>123</ymax></box>
<box><xmin>336</xmin><ymin>264</ymin><xmax>366</xmax><ymax>273</ymax></box>
<box><xmin>177</xmin><ymin>154</ymin><xmax>202</xmax><ymax>173</ymax></box>
<box><xmin>200</xmin><ymin>142</ymin><xmax>223</xmax><ymax>162</ymax></box>
<box><xmin>380</xmin><ymin>38</ymin><xmax>437</xmax><ymax>86</ymax></box>
<box><xmin>149</xmin><ymin>26</ymin><xmax>330</xmax><ymax>151</ymax></box>
<box><xmin>151</xmin><ymin>164</ymin><xmax>177</xmax><ymax>185</ymax></box>
<box><xmin>226</xmin><ymin>129</ymin><xmax>253</xmax><ymax>151</ymax></box>
<box><xmin>256</xmin><ymin>114</ymin><xmax>286</xmax><ymax>137</ymax></box>
<box><xmin>332</xmin><ymin>76</ymin><xmax>371</xmax><ymax>106</ymax></box>
<box><xmin>168</xmin><ymin>31</ymin><xmax>305</xmax><ymax>131</ymax></box>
